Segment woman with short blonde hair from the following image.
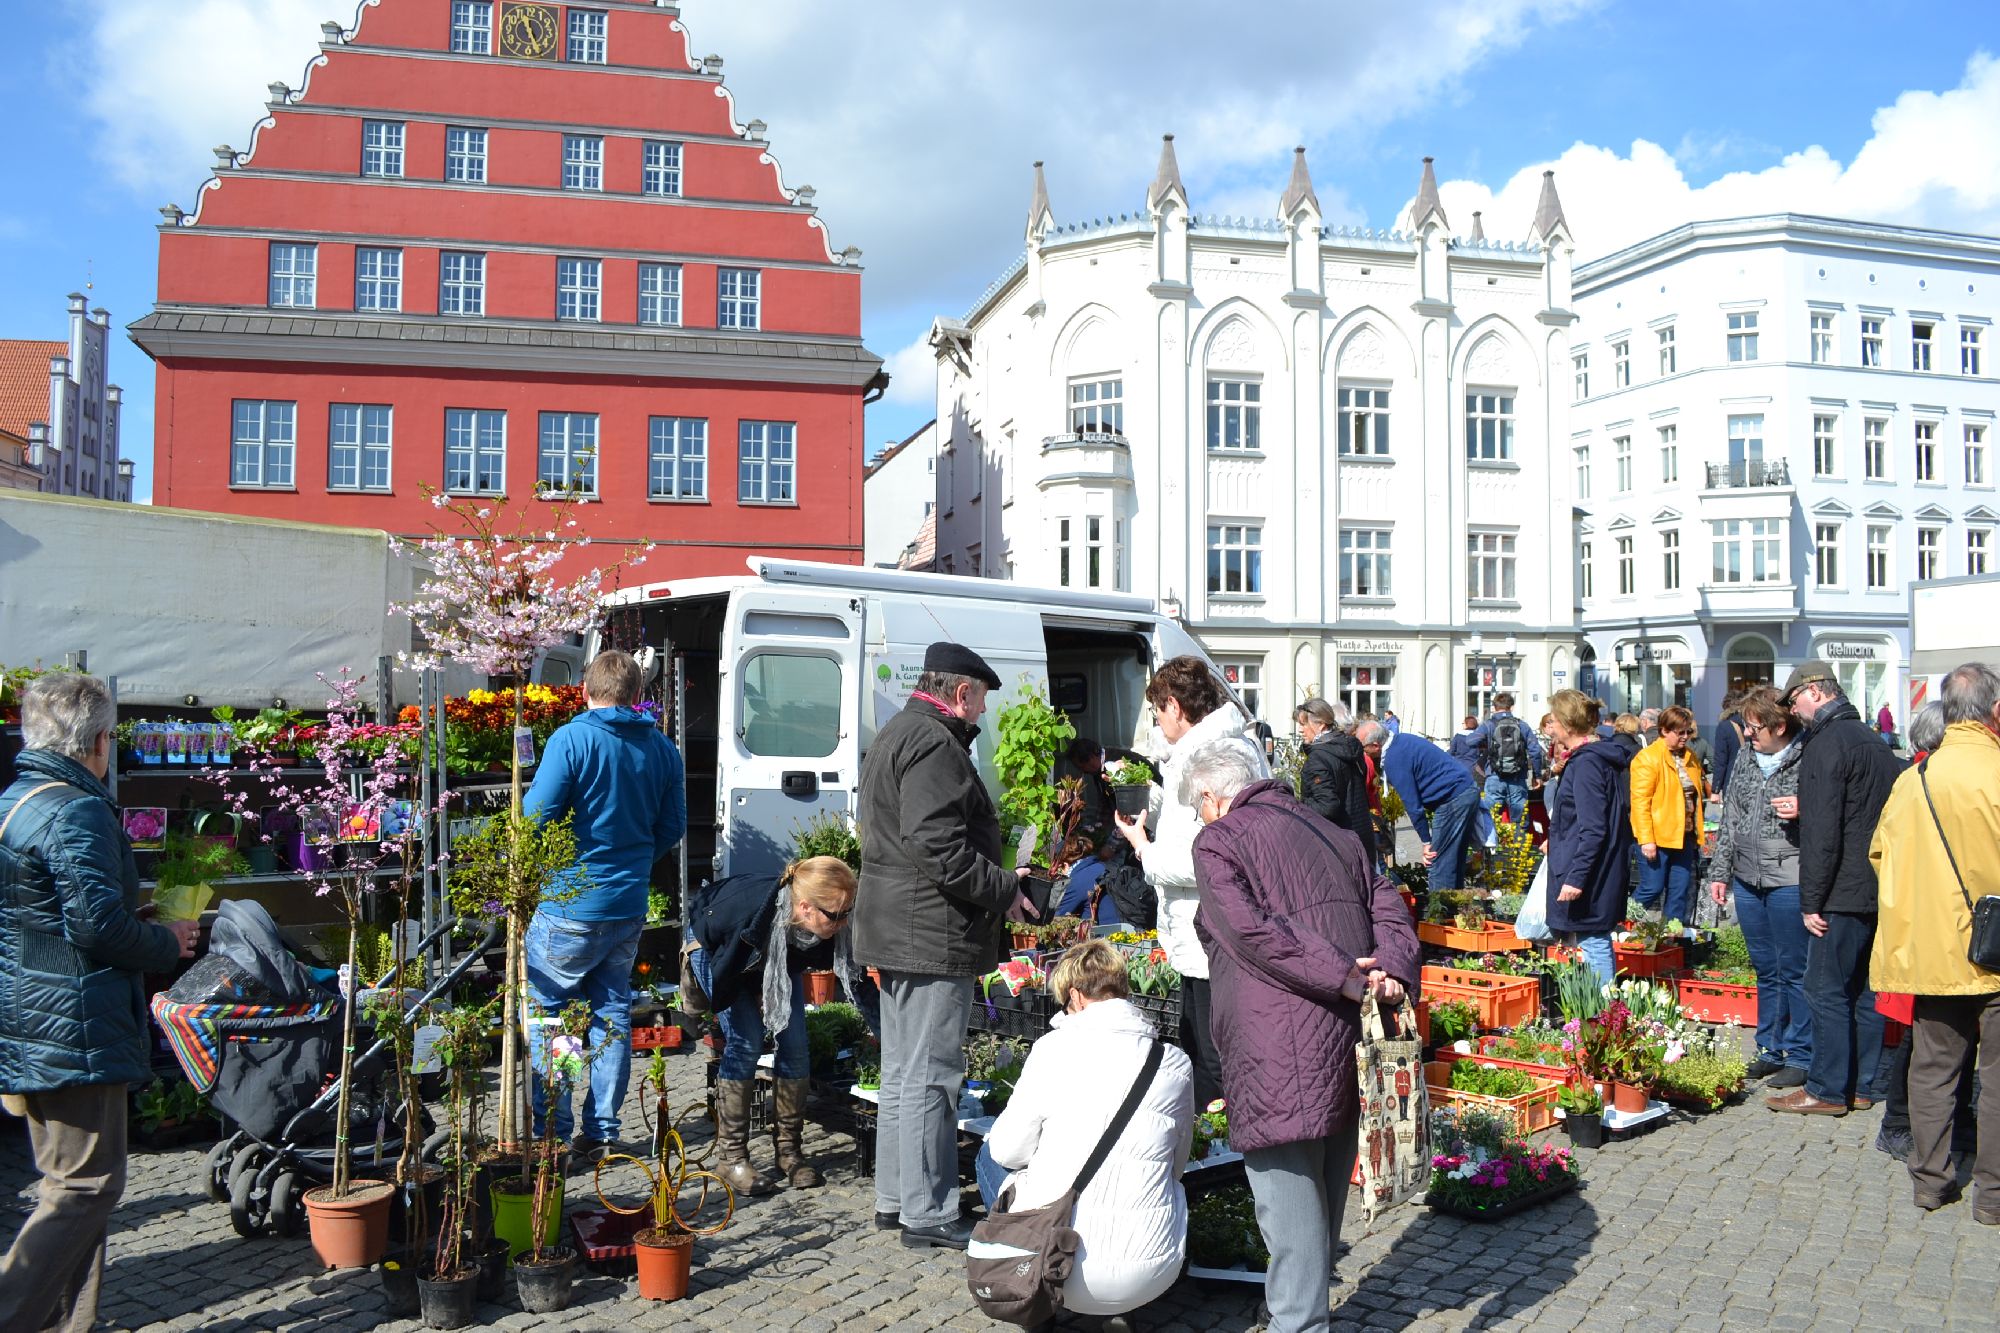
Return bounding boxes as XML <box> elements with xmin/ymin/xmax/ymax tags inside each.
<box><xmin>686</xmin><ymin>854</ymin><xmax>860</xmax><ymax>1194</ymax></box>
<box><xmin>1045</xmin><ymin>939</ymin><xmax>1132</xmax><ymax>1007</ymax></box>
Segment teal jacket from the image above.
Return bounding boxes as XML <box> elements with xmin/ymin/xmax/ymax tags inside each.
<box><xmin>1</xmin><ymin>750</ymin><xmax>180</xmax><ymax>1094</ymax></box>
<box><xmin>524</xmin><ymin>707</ymin><xmax>686</xmax><ymax>920</ymax></box>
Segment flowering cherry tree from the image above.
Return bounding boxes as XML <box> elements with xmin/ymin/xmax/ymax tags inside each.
<box><xmin>393</xmin><ymin>491</ymin><xmax>649</xmax><ymax>1155</ymax></box>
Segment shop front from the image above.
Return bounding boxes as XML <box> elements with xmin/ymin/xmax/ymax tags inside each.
<box><xmin>1610</xmin><ymin>637</ymin><xmax>1694</xmax><ymax>714</ymax></box>
<box><xmin>1812</xmin><ymin>633</ymin><xmax>1902</xmax><ymax>726</ymax></box>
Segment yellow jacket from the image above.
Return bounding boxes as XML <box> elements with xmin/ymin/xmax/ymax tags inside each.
<box><xmin>1869</xmin><ymin>722</ymin><xmax>2000</xmax><ymax>997</ymax></box>
<box><xmin>1629</xmin><ymin>739</ymin><xmax>1707</xmax><ymax>850</ymax></box>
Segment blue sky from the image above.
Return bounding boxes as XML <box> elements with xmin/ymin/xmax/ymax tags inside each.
<box><xmin>4</xmin><ymin>0</ymin><xmax>1996</xmax><ymax>494</ymax></box>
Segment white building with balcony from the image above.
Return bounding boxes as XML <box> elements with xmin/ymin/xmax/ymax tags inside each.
<box><xmin>928</xmin><ymin>145</ymin><xmax>1578</xmax><ymax>735</ymax></box>
<box><xmin>1571</xmin><ymin>215</ymin><xmax>2000</xmax><ymax>726</ymax></box>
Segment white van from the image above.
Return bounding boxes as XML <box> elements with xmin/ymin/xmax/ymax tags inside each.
<box><xmin>591</xmin><ymin>558</ymin><xmax>1226</xmax><ymax>894</ymax></box>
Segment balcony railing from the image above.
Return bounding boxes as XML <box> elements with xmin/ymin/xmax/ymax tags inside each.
<box><xmin>1705</xmin><ymin>460</ymin><xmax>1791</xmax><ymax>489</ymax></box>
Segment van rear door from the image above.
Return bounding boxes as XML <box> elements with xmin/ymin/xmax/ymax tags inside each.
<box><xmin>717</xmin><ymin>588</ymin><xmax>863</xmax><ymax>880</ymax></box>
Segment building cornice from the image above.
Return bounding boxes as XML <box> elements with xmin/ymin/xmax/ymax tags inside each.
<box><xmin>1577</xmin><ymin>213</ymin><xmax>2000</xmax><ymax>295</ymax></box>
<box><xmin>329</xmin><ymin>41</ymin><xmax>712</xmax><ymax>85</ymax></box>
<box><xmin>265</xmin><ymin>99</ymin><xmax>774</xmax><ymax>148</ymax></box>
<box><xmin>203</xmin><ymin>167</ymin><xmax>822</xmax><ymax>224</ymax></box>
<box><xmin>167</xmin><ymin>221</ymin><xmax>852</xmax><ymax>275</ymax></box>
<box><xmin>127</xmin><ymin>308</ymin><xmax>883</xmax><ymax>388</ymax></box>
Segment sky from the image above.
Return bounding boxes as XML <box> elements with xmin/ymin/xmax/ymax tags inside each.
<box><xmin>4</xmin><ymin>0</ymin><xmax>1998</xmax><ymax>495</ymax></box>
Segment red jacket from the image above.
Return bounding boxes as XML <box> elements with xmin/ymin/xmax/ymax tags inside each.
<box><xmin>1190</xmin><ymin>779</ymin><xmax>1420</xmax><ymax>1151</ymax></box>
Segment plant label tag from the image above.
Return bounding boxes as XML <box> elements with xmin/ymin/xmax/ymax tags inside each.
<box><xmin>513</xmin><ymin>726</ymin><xmax>536</xmax><ymax>767</ymax></box>
<box><xmin>410</xmin><ymin>1024</ymin><xmax>445</xmax><ymax>1074</ymax></box>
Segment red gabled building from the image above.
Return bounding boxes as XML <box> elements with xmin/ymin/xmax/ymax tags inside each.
<box><xmin>132</xmin><ymin>0</ymin><xmax>881</xmax><ymax>577</ymax></box>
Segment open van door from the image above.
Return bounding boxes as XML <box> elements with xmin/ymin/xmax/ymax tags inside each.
<box><xmin>717</xmin><ymin>588</ymin><xmax>863</xmax><ymax>881</ymax></box>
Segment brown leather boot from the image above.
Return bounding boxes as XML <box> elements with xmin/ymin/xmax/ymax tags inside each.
<box><xmin>713</xmin><ymin>1079</ymin><xmax>773</xmax><ymax>1197</ymax></box>
<box><xmin>773</xmin><ymin>1078</ymin><xmax>822</xmax><ymax>1188</ymax></box>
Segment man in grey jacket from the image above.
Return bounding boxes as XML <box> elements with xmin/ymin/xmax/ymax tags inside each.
<box><xmin>852</xmin><ymin>642</ymin><xmax>1021</xmax><ymax>1249</ymax></box>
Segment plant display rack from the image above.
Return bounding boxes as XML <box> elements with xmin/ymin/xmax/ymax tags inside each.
<box><xmin>1423</xmin><ymin>1060</ymin><xmax>1561</xmax><ymax>1135</ymax></box>
<box><xmin>1420</xmin><ymin>966</ymin><xmax>1541</xmax><ymax>1031</ymax></box>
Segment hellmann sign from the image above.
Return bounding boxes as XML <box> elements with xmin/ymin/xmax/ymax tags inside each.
<box><xmin>1821</xmin><ymin>642</ymin><xmax>1881</xmax><ymax>661</ymax></box>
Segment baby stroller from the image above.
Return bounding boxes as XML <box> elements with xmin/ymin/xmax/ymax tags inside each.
<box><xmin>151</xmin><ymin>899</ymin><xmax>495</xmax><ymax>1239</ymax></box>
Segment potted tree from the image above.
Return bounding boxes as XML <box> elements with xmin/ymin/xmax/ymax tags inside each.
<box><xmin>420</xmin><ymin>996</ymin><xmax>498</xmax><ymax>1329</ymax></box>
<box><xmin>509</xmin><ymin>999</ymin><xmax>603</xmax><ymax>1313</ymax></box>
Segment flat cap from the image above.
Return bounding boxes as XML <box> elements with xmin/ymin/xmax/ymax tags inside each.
<box><xmin>924</xmin><ymin>641</ymin><xmax>1001</xmax><ymax>690</ymax></box>
<box><xmin>1782</xmin><ymin>660</ymin><xmax>1835</xmax><ymax>702</ymax></box>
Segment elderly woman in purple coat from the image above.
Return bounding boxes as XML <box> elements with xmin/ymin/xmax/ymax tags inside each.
<box><xmin>1182</xmin><ymin>740</ymin><xmax>1420</xmax><ymax>1333</ymax></box>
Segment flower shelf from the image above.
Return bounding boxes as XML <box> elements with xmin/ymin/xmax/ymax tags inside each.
<box><xmin>1612</xmin><ymin>942</ymin><xmax>1684</xmax><ymax>978</ymax></box>
<box><xmin>1458</xmin><ymin>1040</ymin><xmax>1587</xmax><ymax>1090</ymax></box>
<box><xmin>1676</xmin><ymin>974</ymin><xmax>1757</xmax><ymax>1026</ymax></box>
<box><xmin>1423</xmin><ymin>1060</ymin><xmax>1561</xmax><ymax>1135</ymax></box>
<box><xmin>1417</xmin><ymin>922</ymin><xmax>1532</xmax><ymax>953</ymax></box>
<box><xmin>1419</xmin><ymin>966</ymin><xmax>1541</xmax><ymax>1032</ymax></box>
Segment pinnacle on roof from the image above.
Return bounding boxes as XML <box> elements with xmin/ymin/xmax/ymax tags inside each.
<box><xmin>1148</xmin><ymin>134</ymin><xmax>1186</xmax><ymax>210</ymax></box>
<box><xmin>1027</xmin><ymin>160</ymin><xmax>1053</xmax><ymax>240</ymax></box>
<box><xmin>1532</xmin><ymin>169</ymin><xmax>1571</xmax><ymax>243</ymax></box>
<box><xmin>1468</xmin><ymin>210</ymin><xmax>1487</xmax><ymax>243</ymax></box>
<box><xmin>1279</xmin><ymin>145</ymin><xmax>1320</xmax><ymax>219</ymax></box>
<box><xmin>1410</xmin><ymin>156</ymin><xmax>1447</xmax><ymax>233</ymax></box>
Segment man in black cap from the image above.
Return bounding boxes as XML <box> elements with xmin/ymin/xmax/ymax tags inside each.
<box><xmin>853</xmin><ymin>641</ymin><xmax>1025</xmax><ymax>1248</ymax></box>
<box><xmin>1768</xmin><ymin>660</ymin><xmax>1909</xmax><ymax>1117</ymax></box>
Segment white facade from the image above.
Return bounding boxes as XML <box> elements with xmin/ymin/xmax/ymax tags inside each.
<box><xmin>29</xmin><ymin>294</ymin><xmax>133</xmax><ymax>501</ymax></box>
<box><xmin>1571</xmin><ymin>215</ymin><xmax>2000</xmax><ymax>728</ymax></box>
<box><xmin>862</xmin><ymin>418</ymin><xmax>937</xmax><ymax>567</ymax></box>
<box><xmin>930</xmin><ymin>147</ymin><xmax>1578</xmax><ymax>736</ymax></box>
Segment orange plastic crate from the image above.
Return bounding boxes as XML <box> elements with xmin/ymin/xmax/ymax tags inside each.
<box><xmin>1419</xmin><ymin>965</ymin><xmax>1540</xmax><ymax>1031</ymax></box>
<box><xmin>1424</xmin><ymin>1059</ymin><xmax>1561</xmax><ymax>1134</ymax></box>
<box><xmin>1416</xmin><ymin>921</ymin><xmax>1533</xmax><ymax>953</ymax></box>
<box><xmin>1676</xmin><ymin>974</ymin><xmax>1757</xmax><ymax>1026</ymax></box>
<box><xmin>1613</xmin><ymin>943</ymin><xmax>1684</xmax><ymax>978</ymax></box>
<box><xmin>631</xmin><ymin>1025</ymin><xmax>684</xmax><ymax>1051</ymax></box>
<box><xmin>1466</xmin><ymin>1037</ymin><xmax>1587</xmax><ymax>1089</ymax></box>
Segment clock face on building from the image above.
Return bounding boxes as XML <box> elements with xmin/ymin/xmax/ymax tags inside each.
<box><xmin>498</xmin><ymin>2</ymin><xmax>560</xmax><ymax>60</ymax></box>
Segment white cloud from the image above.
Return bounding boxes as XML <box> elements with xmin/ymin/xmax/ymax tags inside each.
<box><xmin>1431</xmin><ymin>51</ymin><xmax>2000</xmax><ymax>259</ymax></box>
<box><xmin>73</xmin><ymin>0</ymin><xmax>1596</xmax><ymax>303</ymax></box>
<box><xmin>879</xmin><ymin>333</ymin><xmax>937</xmax><ymax>409</ymax></box>
<box><xmin>73</xmin><ymin>0</ymin><xmax>326</xmax><ymax>202</ymax></box>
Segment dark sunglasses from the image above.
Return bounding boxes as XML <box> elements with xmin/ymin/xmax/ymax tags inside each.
<box><xmin>809</xmin><ymin>902</ymin><xmax>854</xmax><ymax>923</ymax></box>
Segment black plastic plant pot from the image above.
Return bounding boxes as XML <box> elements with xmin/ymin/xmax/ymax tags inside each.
<box><xmin>379</xmin><ymin>1249</ymin><xmax>422</xmax><ymax>1318</ymax></box>
<box><xmin>1565</xmin><ymin>1114</ymin><xmax>1605</xmax><ymax>1149</ymax></box>
<box><xmin>1113</xmin><ymin>784</ymin><xmax>1151</xmax><ymax>818</ymax></box>
<box><xmin>469</xmin><ymin>1234</ymin><xmax>509</xmax><ymax>1302</ymax></box>
<box><xmin>514</xmin><ymin>1246</ymin><xmax>577</xmax><ymax>1314</ymax></box>
<box><xmin>416</xmin><ymin>1267</ymin><xmax>480</xmax><ymax>1329</ymax></box>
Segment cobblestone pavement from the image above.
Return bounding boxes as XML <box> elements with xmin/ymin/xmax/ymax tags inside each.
<box><xmin>4</xmin><ymin>1036</ymin><xmax>1995</xmax><ymax>1333</ymax></box>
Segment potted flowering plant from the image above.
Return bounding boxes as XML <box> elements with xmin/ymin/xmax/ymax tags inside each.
<box><xmin>1102</xmin><ymin>756</ymin><xmax>1155</xmax><ymax>818</ymax></box>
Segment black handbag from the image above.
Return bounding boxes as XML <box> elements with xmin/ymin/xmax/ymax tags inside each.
<box><xmin>964</xmin><ymin>1040</ymin><xmax>1164</xmax><ymax>1326</ymax></box>
<box><xmin>1916</xmin><ymin>758</ymin><xmax>2000</xmax><ymax>972</ymax></box>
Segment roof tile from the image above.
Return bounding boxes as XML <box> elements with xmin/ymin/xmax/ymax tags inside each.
<box><xmin>0</xmin><ymin>340</ymin><xmax>65</xmax><ymax>439</ymax></box>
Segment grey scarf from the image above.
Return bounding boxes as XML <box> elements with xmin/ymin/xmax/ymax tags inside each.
<box><xmin>759</xmin><ymin>883</ymin><xmax>861</xmax><ymax>1022</ymax></box>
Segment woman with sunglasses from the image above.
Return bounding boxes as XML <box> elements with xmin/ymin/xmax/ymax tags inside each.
<box><xmin>685</xmin><ymin>855</ymin><xmax>860</xmax><ymax>1194</ymax></box>
<box><xmin>1705</xmin><ymin>688</ymin><xmax>1810</xmax><ymax>1087</ymax></box>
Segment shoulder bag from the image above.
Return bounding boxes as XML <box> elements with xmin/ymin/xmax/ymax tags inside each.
<box><xmin>1354</xmin><ymin>991</ymin><xmax>1431</xmax><ymax>1223</ymax></box>
<box><xmin>1916</xmin><ymin>758</ymin><xmax>2000</xmax><ymax>972</ymax></box>
<box><xmin>965</xmin><ymin>1039</ymin><xmax>1164</xmax><ymax>1326</ymax></box>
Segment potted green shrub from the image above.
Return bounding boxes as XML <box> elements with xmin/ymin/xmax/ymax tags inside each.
<box><xmin>1102</xmin><ymin>756</ymin><xmax>1155</xmax><ymax>818</ymax></box>
<box><xmin>1556</xmin><ymin>1083</ymin><xmax>1605</xmax><ymax>1148</ymax></box>
<box><xmin>422</xmin><ymin>997</ymin><xmax>497</xmax><ymax>1329</ymax></box>
<box><xmin>508</xmin><ymin>999</ymin><xmax>603</xmax><ymax>1313</ymax></box>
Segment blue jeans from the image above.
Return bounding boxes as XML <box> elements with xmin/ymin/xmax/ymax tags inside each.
<box><xmin>1731</xmin><ymin>881</ymin><xmax>1811</xmax><ymax>1069</ymax></box>
<box><xmin>1634</xmin><ymin>842</ymin><xmax>1698</xmax><ymax>923</ymax></box>
<box><xmin>525</xmin><ymin>913</ymin><xmax>645</xmax><ymax>1142</ymax></box>
<box><xmin>1483</xmin><ymin>776</ymin><xmax>1529</xmax><ymax>828</ymax></box>
<box><xmin>684</xmin><ymin>941</ymin><xmax>809</xmax><ymax>1081</ymax></box>
<box><xmin>1575</xmin><ymin>933</ymin><xmax>1615</xmax><ymax>988</ymax></box>
<box><xmin>974</xmin><ymin>1140</ymin><xmax>1009</xmax><ymax>1212</ymax></box>
<box><xmin>1804</xmin><ymin>911</ymin><xmax>1885</xmax><ymax>1105</ymax></box>
<box><xmin>1426</xmin><ymin>786</ymin><xmax>1481</xmax><ymax>891</ymax></box>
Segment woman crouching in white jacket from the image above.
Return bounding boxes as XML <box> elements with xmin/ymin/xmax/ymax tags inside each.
<box><xmin>977</xmin><ymin>942</ymin><xmax>1196</xmax><ymax>1329</ymax></box>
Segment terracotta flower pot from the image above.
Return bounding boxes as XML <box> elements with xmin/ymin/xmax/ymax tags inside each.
<box><xmin>302</xmin><ymin>1179</ymin><xmax>394</xmax><ymax>1269</ymax></box>
<box><xmin>1610</xmin><ymin>1081</ymin><xmax>1649</xmax><ymax>1114</ymax></box>
<box><xmin>634</xmin><ymin>1228</ymin><xmax>693</xmax><ymax>1301</ymax></box>
<box><xmin>802</xmin><ymin>970</ymin><xmax>839</xmax><ymax>1006</ymax></box>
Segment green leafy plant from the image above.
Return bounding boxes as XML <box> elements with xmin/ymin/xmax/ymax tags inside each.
<box><xmin>993</xmin><ymin>675</ymin><xmax>1077</xmax><ymax>864</ymax></box>
<box><xmin>1388</xmin><ymin>861</ymin><xmax>1428</xmax><ymax>896</ymax></box>
<box><xmin>1554</xmin><ymin>962</ymin><xmax>1607</xmax><ymax>1024</ymax></box>
<box><xmin>233</xmin><ymin>706</ymin><xmax>304</xmax><ymax>751</ymax></box>
<box><xmin>964</xmin><ymin>1033</ymin><xmax>1028</xmax><ymax>1087</ymax></box>
<box><xmin>789</xmin><ymin>809</ymin><xmax>862</xmax><ymax>870</ymax></box>
<box><xmin>1187</xmin><ymin>1185</ymin><xmax>1268</xmax><ymax>1270</ymax></box>
<box><xmin>1653</xmin><ymin>1045</ymin><xmax>1748</xmax><ymax>1110</ymax></box>
<box><xmin>320</xmin><ymin>922</ymin><xmax>425</xmax><ymax>988</ymax></box>
<box><xmin>1429</xmin><ymin>1000</ymin><xmax>1479</xmax><ymax>1044</ymax></box>
<box><xmin>1101</xmin><ymin>756</ymin><xmax>1154</xmax><ymax>786</ymax></box>
<box><xmin>1126</xmin><ymin>956</ymin><xmax>1183</xmax><ymax>997</ymax></box>
<box><xmin>805</xmin><ymin>1002</ymin><xmax>870</xmax><ymax>1075</ymax></box>
<box><xmin>1626</xmin><ymin>917</ymin><xmax>1685</xmax><ymax>953</ymax></box>
<box><xmin>1486</xmin><ymin>1022</ymin><xmax>1566</xmax><ymax>1065</ymax></box>
<box><xmin>1031</xmin><ymin>914</ymin><xmax>1086</xmax><ymax>950</ymax></box>
<box><xmin>645</xmin><ymin>887</ymin><xmax>672</xmax><ymax>925</ymax></box>
<box><xmin>1448</xmin><ymin>1061</ymin><xmax>1539</xmax><ymax>1098</ymax></box>
<box><xmin>1188</xmin><ymin>1098</ymin><xmax>1230</xmax><ymax>1162</ymax></box>
<box><xmin>431</xmin><ymin>994</ymin><xmax>499</xmax><ymax>1280</ymax></box>
<box><xmin>134</xmin><ymin>1078</ymin><xmax>210</xmax><ymax>1133</ymax></box>
<box><xmin>1556</xmin><ymin>1083</ymin><xmax>1603</xmax><ymax>1116</ymax></box>
<box><xmin>152</xmin><ymin>832</ymin><xmax>250</xmax><ymax>892</ymax></box>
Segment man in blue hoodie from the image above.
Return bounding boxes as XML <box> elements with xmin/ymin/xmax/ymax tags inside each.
<box><xmin>1358</xmin><ymin>720</ymin><xmax>1480</xmax><ymax>893</ymax></box>
<box><xmin>524</xmin><ymin>650</ymin><xmax>685</xmax><ymax>1157</ymax></box>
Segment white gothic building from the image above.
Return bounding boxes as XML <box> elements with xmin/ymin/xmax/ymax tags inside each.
<box><xmin>1570</xmin><ymin>215</ymin><xmax>2000</xmax><ymax>727</ymax></box>
<box><xmin>929</xmin><ymin>144</ymin><xmax>1577</xmax><ymax>735</ymax></box>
